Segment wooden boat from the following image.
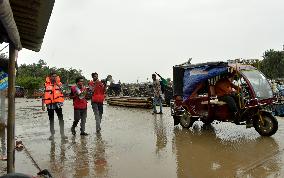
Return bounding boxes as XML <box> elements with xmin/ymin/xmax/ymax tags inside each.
<box><xmin>106</xmin><ymin>96</ymin><xmax>153</xmax><ymax>109</ymax></box>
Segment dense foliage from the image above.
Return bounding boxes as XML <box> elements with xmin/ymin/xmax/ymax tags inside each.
<box><xmin>260</xmin><ymin>49</ymin><xmax>284</xmax><ymax>79</ymax></box>
<box><xmin>15</xmin><ymin>59</ymin><xmax>86</xmax><ymax>96</ymax></box>
<box><xmin>2</xmin><ymin>48</ymin><xmax>284</xmax><ymax>97</ymax></box>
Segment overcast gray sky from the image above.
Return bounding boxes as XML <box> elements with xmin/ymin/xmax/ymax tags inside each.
<box><xmin>6</xmin><ymin>0</ymin><xmax>284</xmax><ymax>82</ymax></box>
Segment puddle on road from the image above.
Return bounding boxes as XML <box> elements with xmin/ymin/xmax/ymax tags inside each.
<box><xmin>1</xmin><ymin>98</ymin><xmax>284</xmax><ymax>178</ymax></box>
<box><xmin>172</xmin><ymin>122</ymin><xmax>282</xmax><ymax>178</ymax></box>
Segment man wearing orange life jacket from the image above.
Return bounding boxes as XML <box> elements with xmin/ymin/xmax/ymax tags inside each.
<box><xmin>42</xmin><ymin>71</ymin><xmax>67</xmax><ymax>140</ymax></box>
<box><xmin>88</xmin><ymin>72</ymin><xmax>107</xmax><ymax>133</ymax></box>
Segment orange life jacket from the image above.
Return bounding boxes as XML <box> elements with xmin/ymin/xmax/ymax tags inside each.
<box><xmin>44</xmin><ymin>76</ymin><xmax>64</xmax><ymax>104</ymax></box>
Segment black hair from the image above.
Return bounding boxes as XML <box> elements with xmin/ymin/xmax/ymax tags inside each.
<box><xmin>76</xmin><ymin>76</ymin><xmax>84</xmax><ymax>83</ymax></box>
<box><xmin>49</xmin><ymin>70</ymin><xmax>56</xmax><ymax>76</ymax></box>
<box><xmin>91</xmin><ymin>72</ymin><xmax>98</xmax><ymax>78</ymax></box>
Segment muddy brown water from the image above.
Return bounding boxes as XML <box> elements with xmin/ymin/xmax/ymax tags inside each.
<box><xmin>0</xmin><ymin>98</ymin><xmax>284</xmax><ymax>178</ymax></box>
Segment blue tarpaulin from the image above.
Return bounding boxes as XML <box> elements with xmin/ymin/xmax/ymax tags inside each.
<box><xmin>183</xmin><ymin>66</ymin><xmax>228</xmax><ymax>101</ymax></box>
<box><xmin>0</xmin><ymin>68</ymin><xmax>8</xmax><ymax>91</ymax></box>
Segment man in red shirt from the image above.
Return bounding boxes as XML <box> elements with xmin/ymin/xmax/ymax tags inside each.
<box><xmin>214</xmin><ymin>73</ymin><xmax>240</xmax><ymax>123</ymax></box>
<box><xmin>88</xmin><ymin>73</ymin><xmax>106</xmax><ymax>133</ymax></box>
<box><xmin>70</xmin><ymin>77</ymin><xmax>88</xmax><ymax>136</ymax></box>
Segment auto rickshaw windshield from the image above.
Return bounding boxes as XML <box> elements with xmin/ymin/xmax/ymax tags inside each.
<box><xmin>241</xmin><ymin>69</ymin><xmax>273</xmax><ymax>99</ymax></box>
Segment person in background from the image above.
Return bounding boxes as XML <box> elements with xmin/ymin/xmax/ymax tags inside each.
<box><xmin>42</xmin><ymin>71</ymin><xmax>67</xmax><ymax>140</ymax></box>
<box><xmin>70</xmin><ymin>76</ymin><xmax>88</xmax><ymax>136</ymax></box>
<box><xmin>152</xmin><ymin>73</ymin><xmax>163</xmax><ymax>114</ymax></box>
<box><xmin>88</xmin><ymin>73</ymin><xmax>106</xmax><ymax>133</ymax></box>
<box><xmin>271</xmin><ymin>80</ymin><xmax>279</xmax><ymax>94</ymax></box>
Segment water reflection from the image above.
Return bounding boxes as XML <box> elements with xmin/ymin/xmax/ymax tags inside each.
<box><xmin>172</xmin><ymin>124</ymin><xmax>280</xmax><ymax>178</ymax></box>
<box><xmin>93</xmin><ymin>133</ymin><xmax>108</xmax><ymax>178</ymax></box>
<box><xmin>49</xmin><ymin>139</ymin><xmax>67</xmax><ymax>177</ymax></box>
<box><xmin>153</xmin><ymin>114</ymin><xmax>167</xmax><ymax>154</ymax></box>
<box><xmin>71</xmin><ymin>136</ymin><xmax>90</xmax><ymax>178</ymax></box>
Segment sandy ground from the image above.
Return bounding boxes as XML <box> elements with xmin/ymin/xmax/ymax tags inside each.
<box><xmin>0</xmin><ymin>98</ymin><xmax>284</xmax><ymax>178</ymax></box>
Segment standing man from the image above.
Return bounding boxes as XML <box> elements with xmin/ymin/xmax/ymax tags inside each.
<box><xmin>152</xmin><ymin>74</ymin><xmax>163</xmax><ymax>114</ymax></box>
<box><xmin>42</xmin><ymin>71</ymin><xmax>67</xmax><ymax>140</ymax></box>
<box><xmin>70</xmin><ymin>77</ymin><xmax>88</xmax><ymax>136</ymax></box>
<box><xmin>88</xmin><ymin>73</ymin><xmax>106</xmax><ymax>133</ymax></box>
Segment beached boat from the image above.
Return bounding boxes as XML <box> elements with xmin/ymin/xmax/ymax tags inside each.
<box><xmin>107</xmin><ymin>96</ymin><xmax>153</xmax><ymax>109</ymax></box>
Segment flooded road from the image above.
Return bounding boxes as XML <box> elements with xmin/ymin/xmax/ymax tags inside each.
<box><xmin>1</xmin><ymin>98</ymin><xmax>284</xmax><ymax>178</ymax></box>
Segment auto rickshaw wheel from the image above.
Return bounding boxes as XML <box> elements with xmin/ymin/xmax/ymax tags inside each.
<box><xmin>253</xmin><ymin>111</ymin><xmax>278</xmax><ymax>136</ymax></box>
<box><xmin>180</xmin><ymin>110</ymin><xmax>194</xmax><ymax>128</ymax></box>
<box><xmin>173</xmin><ymin>116</ymin><xmax>180</xmax><ymax>126</ymax></box>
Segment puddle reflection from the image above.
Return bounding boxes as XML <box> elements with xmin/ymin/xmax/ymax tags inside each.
<box><xmin>71</xmin><ymin>137</ymin><xmax>90</xmax><ymax>178</ymax></box>
<box><xmin>153</xmin><ymin>114</ymin><xmax>167</xmax><ymax>154</ymax></box>
<box><xmin>93</xmin><ymin>133</ymin><xmax>108</xmax><ymax>178</ymax></box>
<box><xmin>172</xmin><ymin>124</ymin><xmax>280</xmax><ymax>178</ymax></box>
<box><xmin>49</xmin><ymin>139</ymin><xmax>67</xmax><ymax>177</ymax></box>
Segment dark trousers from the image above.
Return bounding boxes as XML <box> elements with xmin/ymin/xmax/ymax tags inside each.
<box><xmin>47</xmin><ymin>108</ymin><xmax>65</xmax><ymax>135</ymax></box>
<box><xmin>72</xmin><ymin>109</ymin><xmax>87</xmax><ymax>133</ymax></box>
<box><xmin>92</xmin><ymin>102</ymin><xmax>103</xmax><ymax>131</ymax></box>
<box><xmin>218</xmin><ymin>94</ymin><xmax>238</xmax><ymax>113</ymax></box>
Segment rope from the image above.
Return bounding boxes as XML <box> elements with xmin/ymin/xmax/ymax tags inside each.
<box><xmin>22</xmin><ymin>143</ymin><xmax>42</xmax><ymax>172</ymax></box>
<box><xmin>20</xmin><ymin>142</ymin><xmax>54</xmax><ymax>178</ymax></box>
<box><xmin>0</xmin><ymin>44</ymin><xmax>9</xmax><ymax>52</ymax></box>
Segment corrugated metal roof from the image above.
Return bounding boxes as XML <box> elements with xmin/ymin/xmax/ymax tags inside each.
<box><xmin>0</xmin><ymin>0</ymin><xmax>55</xmax><ymax>52</ymax></box>
<box><xmin>0</xmin><ymin>0</ymin><xmax>22</xmax><ymax>50</ymax></box>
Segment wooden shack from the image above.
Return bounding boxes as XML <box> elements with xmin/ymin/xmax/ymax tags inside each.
<box><xmin>0</xmin><ymin>0</ymin><xmax>55</xmax><ymax>173</ymax></box>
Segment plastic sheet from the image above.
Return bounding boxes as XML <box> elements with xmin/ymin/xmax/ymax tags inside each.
<box><xmin>183</xmin><ymin>66</ymin><xmax>228</xmax><ymax>101</ymax></box>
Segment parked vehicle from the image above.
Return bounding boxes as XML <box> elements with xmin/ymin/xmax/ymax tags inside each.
<box><xmin>170</xmin><ymin>62</ymin><xmax>278</xmax><ymax>136</ymax></box>
<box><xmin>15</xmin><ymin>86</ymin><xmax>25</xmax><ymax>97</ymax></box>
<box><xmin>32</xmin><ymin>88</ymin><xmax>44</xmax><ymax>98</ymax></box>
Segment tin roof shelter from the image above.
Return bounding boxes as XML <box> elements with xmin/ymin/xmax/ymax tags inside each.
<box><xmin>0</xmin><ymin>0</ymin><xmax>55</xmax><ymax>173</ymax></box>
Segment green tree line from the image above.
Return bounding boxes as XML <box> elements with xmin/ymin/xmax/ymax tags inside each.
<box><xmin>2</xmin><ymin>48</ymin><xmax>284</xmax><ymax>96</ymax></box>
<box><xmin>229</xmin><ymin>49</ymin><xmax>284</xmax><ymax>79</ymax></box>
<box><xmin>15</xmin><ymin>59</ymin><xmax>86</xmax><ymax>96</ymax></box>
<box><xmin>260</xmin><ymin>49</ymin><xmax>284</xmax><ymax>79</ymax></box>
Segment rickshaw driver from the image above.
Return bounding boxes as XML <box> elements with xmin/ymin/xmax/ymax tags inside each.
<box><xmin>214</xmin><ymin>73</ymin><xmax>241</xmax><ymax>123</ymax></box>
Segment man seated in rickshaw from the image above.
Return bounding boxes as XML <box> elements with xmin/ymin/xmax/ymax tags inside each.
<box><xmin>214</xmin><ymin>72</ymin><xmax>241</xmax><ymax>123</ymax></box>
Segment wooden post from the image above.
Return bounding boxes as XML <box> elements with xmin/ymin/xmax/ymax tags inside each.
<box><xmin>7</xmin><ymin>44</ymin><xmax>16</xmax><ymax>173</ymax></box>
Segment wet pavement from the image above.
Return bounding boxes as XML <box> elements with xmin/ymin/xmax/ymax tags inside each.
<box><xmin>1</xmin><ymin>98</ymin><xmax>284</xmax><ymax>178</ymax></box>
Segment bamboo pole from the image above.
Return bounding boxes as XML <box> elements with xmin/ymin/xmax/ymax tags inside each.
<box><xmin>7</xmin><ymin>44</ymin><xmax>16</xmax><ymax>173</ymax></box>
